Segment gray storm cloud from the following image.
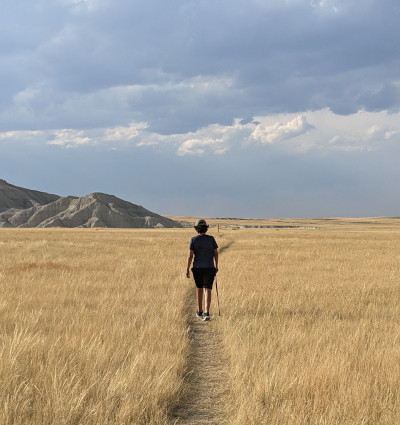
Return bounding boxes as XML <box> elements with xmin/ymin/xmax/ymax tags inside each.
<box><xmin>1</xmin><ymin>0</ymin><xmax>399</xmax><ymax>133</ymax></box>
<box><xmin>1</xmin><ymin>0</ymin><xmax>400</xmax><ymax>218</ymax></box>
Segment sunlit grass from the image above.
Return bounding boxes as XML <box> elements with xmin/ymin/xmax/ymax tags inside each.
<box><xmin>218</xmin><ymin>227</ymin><xmax>400</xmax><ymax>424</ymax></box>
<box><xmin>0</xmin><ymin>229</ymin><xmax>190</xmax><ymax>424</ymax></box>
<box><xmin>1</xmin><ymin>222</ymin><xmax>400</xmax><ymax>424</ymax></box>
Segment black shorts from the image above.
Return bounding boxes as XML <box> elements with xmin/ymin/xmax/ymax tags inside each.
<box><xmin>192</xmin><ymin>267</ymin><xmax>216</xmax><ymax>289</ymax></box>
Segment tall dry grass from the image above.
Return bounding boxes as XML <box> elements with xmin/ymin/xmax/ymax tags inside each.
<box><xmin>2</xmin><ymin>223</ymin><xmax>400</xmax><ymax>424</ymax></box>
<box><xmin>218</xmin><ymin>227</ymin><xmax>400</xmax><ymax>424</ymax></box>
<box><xmin>0</xmin><ymin>228</ymin><xmax>191</xmax><ymax>425</ymax></box>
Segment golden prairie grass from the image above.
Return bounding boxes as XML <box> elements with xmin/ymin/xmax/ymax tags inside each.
<box><xmin>1</xmin><ymin>222</ymin><xmax>400</xmax><ymax>424</ymax></box>
<box><xmin>218</xmin><ymin>226</ymin><xmax>400</xmax><ymax>424</ymax></box>
<box><xmin>0</xmin><ymin>229</ymin><xmax>190</xmax><ymax>425</ymax></box>
<box><xmin>168</xmin><ymin>215</ymin><xmax>400</xmax><ymax>231</ymax></box>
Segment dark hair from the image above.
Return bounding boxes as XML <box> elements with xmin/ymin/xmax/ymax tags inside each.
<box><xmin>195</xmin><ymin>224</ymin><xmax>208</xmax><ymax>234</ymax></box>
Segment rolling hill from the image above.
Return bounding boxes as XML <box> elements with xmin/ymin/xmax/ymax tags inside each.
<box><xmin>0</xmin><ymin>180</ymin><xmax>181</xmax><ymax>228</ymax></box>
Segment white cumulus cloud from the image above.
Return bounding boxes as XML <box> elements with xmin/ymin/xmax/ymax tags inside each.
<box><xmin>49</xmin><ymin>129</ymin><xmax>92</xmax><ymax>147</ymax></box>
<box><xmin>2</xmin><ymin>110</ymin><xmax>400</xmax><ymax>156</ymax></box>
<box><xmin>177</xmin><ymin>138</ymin><xmax>228</xmax><ymax>156</ymax></box>
<box><xmin>250</xmin><ymin>115</ymin><xmax>315</xmax><ymax>144</ymax></box>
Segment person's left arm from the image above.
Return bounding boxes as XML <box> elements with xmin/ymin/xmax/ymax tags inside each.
<box><xmin>186</xmin><ymin>250</ymin><xmax>194</xmax><ymax>278</ymax></box>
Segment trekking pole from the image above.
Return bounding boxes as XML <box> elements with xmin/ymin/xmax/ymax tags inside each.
<box><xmin>215</xmin><ymin>277</ymin><xmax>221</xmax><ymax>316</ymax></box>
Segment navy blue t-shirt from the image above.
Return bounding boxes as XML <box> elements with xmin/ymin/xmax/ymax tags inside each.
<box><xmin>189</xmin><ymin>234</ymin><xmax>218</xmax><ymax>268</ymax></box>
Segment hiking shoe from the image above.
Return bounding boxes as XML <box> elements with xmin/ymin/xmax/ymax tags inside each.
<box><xmin>196</xmin><ymin>311</ymin><xmax>203</xmax><ymax>318</ymax></box>
<box><xmin>202</xmin><ymin>313</ymin><xmax>210</xmax><ymax>321</ymax></box>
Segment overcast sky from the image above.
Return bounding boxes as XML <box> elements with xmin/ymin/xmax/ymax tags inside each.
<box><xmin>1</xmin><ymin>0</ymin><xmax>400</xmax><ymax>218</ymax></box>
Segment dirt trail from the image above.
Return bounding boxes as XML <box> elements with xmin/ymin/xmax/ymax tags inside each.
<box><xmin>171</xmin><ymin>300</ymin><xmax>230</xmax><ymax>425</ymax></box>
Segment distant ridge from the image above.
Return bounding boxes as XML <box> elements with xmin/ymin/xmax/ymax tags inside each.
<box><xmin>0</xmin><ymin>179</ymin><xmax>60</xmax><ymax>212</ymax></box>
<box><xmin>0</xmin><ymin>180</ymin><xmax>181</xmax><ymax>229</ymax></box>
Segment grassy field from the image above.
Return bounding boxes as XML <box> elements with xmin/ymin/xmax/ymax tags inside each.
<box><xmin>217</xmin><ymin>224</ymin><xmax>400</xmax><ymax>424</ymax></box>
<box><xmin>1</xmin><ymin>219</ymin><xmax>400</xmax><ymax>424</ymax></box>
<box><xmin>0</xmin><ymin>229</ymin><xmax>189</xmax><ymax>424</ymax></box>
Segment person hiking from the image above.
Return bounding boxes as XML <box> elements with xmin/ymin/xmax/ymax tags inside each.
<box><xmin>186</xmin><ymin>219</ymin><xmax>218</xmax><ymax>321</ymax></box>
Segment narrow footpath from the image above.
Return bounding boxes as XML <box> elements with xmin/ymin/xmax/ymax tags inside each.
<box><xmin>171</xmin><ymin>298</ymin><xmax>230</xmax><ymax>425</ymax></box>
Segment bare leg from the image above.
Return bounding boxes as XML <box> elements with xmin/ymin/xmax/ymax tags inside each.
<box><xmin>204</xmin><ymin>288</ymin><xmax>212</xmax><ymax>314</ymax></box>
<box><xmin>196</xmin><ymin>288</ymin><xmax>203</xmax><ymax>312</ymax></box>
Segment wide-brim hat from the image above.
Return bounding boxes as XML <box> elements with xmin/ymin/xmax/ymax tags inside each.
<box><xmin>194</xmin><ymin>219</ymin><xmax>208</xmax><ymax>227</ymax></box>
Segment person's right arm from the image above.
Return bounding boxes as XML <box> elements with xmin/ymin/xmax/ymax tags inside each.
<box><xmin>214</xmin><ymin>249</ymin><xmax>218</xmax><ymax>272</ymax></box>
